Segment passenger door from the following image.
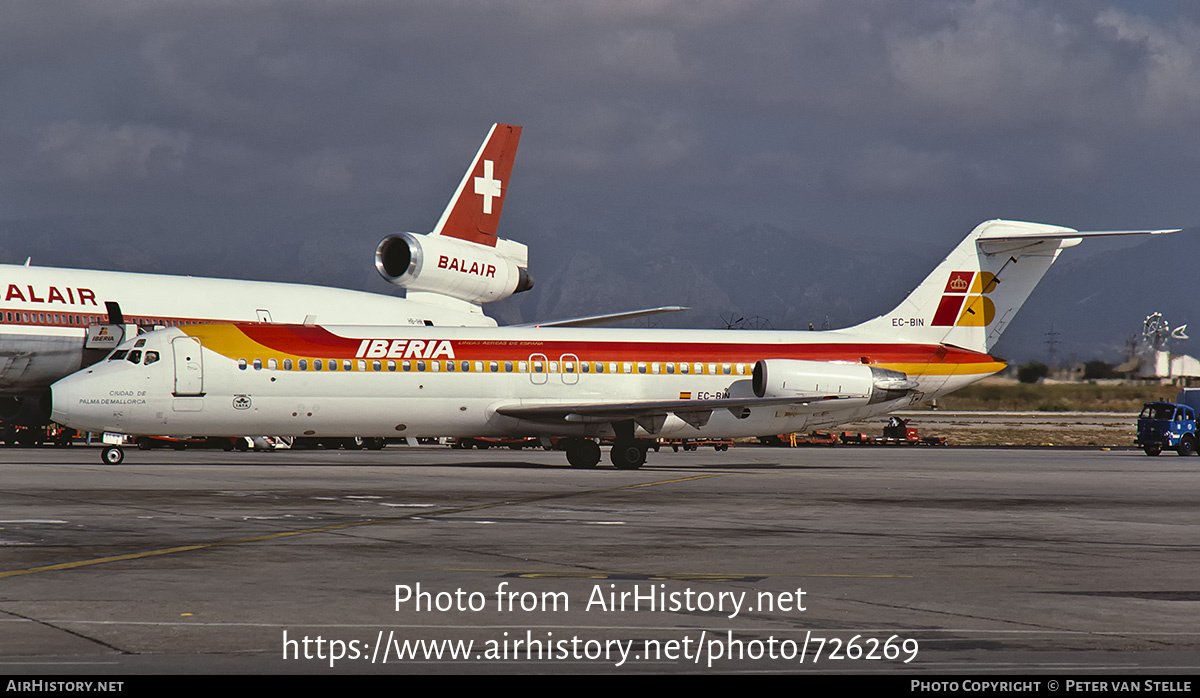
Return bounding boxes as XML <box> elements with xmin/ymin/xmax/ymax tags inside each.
<box><xmin>171</xmin><ymin>337</ymin><xmax>204</xmax><ymax>396</ymax></box>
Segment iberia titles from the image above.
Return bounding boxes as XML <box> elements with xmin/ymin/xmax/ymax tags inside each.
<box><xmin>356</xmin><ymin>339</ymin><xmax>455</xmax><ymax>360</ymax></box>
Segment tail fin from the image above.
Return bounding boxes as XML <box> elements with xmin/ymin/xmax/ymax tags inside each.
<box><xmin>847</xmin><ymin>219</ymin><xmax>1178</xmax><ymax>354</ymax></box>
<box><xmin>375</xmin><ymin>123</ymin><xmax>528</xmax><ymax>314</ymax></box>
<box><xmin>431</xmin><ymin>123</ymin><xmax>522</xmax><ymax>248</ymax></box>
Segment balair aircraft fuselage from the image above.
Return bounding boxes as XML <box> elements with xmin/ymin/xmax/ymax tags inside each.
<box><xmin>51</xmin><ymin>220</ymin><xmax>1178</xmax><ymax>468</ymax></box>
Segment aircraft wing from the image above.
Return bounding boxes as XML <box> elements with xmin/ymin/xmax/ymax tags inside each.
<box><xmin>495</xmin><ymin>394</ymin><xmax>850</xmax><ymax>433</ymax></box>
<box><xmin>509</xmin><ymin>306</ymin><xmax>689</xmax><ymax>328</ymax></box>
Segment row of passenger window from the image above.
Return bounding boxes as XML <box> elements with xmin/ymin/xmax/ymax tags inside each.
<box><xmin>2</xmin><ymin>310</ymin><xmax>191</xmax><ymax>327</ymax></box>
<box><xmin>6</xmin><ymin>311</ymin><xmax>106</xmax><ymax>326</ymax></box>
<box><xmin>236</xmin><ymin>358</ymin><xmax>753</xmax><ymax>376</ymax></box>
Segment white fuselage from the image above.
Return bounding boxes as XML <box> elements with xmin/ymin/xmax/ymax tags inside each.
<box><xmin>50</xmin><ymin>323</ymin><xmax>1002</xmax><ymax>440</ymax></box>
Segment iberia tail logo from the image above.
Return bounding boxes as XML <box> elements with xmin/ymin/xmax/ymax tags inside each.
<box><xmin>931</xmin><ymin>271</ymin><xmax>996</xmax><ymax>326</ymax></box>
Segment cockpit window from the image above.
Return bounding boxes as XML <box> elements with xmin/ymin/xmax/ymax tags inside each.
<box><xmin>109</xmin><ymin>350</ymin><xmax>129</xmax><ymax>361</ymax></box>
<box><xmin>144</xmin><ymin>351</ymin><xmax>160</xmax><ymax>365</ymax></box>
<box><xmin>126</xmin><ymin>350</ymin><xmax>142</xmax><ymax>364</ymax></box>
<box><xmin>134</xmin><ymin>338</ymin><xmax>146</xmax><ymax>348</ymax></box>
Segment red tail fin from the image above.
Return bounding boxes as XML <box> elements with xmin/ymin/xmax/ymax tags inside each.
<box><xmin>431</xmin><ymin>123</ymin><xmax>522</xmax><ymax>247</ymax></box>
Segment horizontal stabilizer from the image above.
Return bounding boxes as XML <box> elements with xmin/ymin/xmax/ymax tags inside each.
<box><xmin>976</xmin><ymin>223</ymin><xmax>1181</xmax><ymax>253</ymax></box>
<box><xmin>978</xmin><ymin>226</ymin><xmax>1180</xmax><ymax>242</ymax></box>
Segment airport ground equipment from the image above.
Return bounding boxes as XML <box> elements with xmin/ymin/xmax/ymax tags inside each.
<box><xmin>1135</xmin><ymin>389</ymin><xmax>1200</xmax><ymax>456</ymax></box>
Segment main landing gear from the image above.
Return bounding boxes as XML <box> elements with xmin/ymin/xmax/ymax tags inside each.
<box><xmin>594</xmin><ymin>420</ymin><xmax>650</xmax><ymax>470</ymax></box>
<box><xmin>561</xmin><ymin>438</ymin><xmax>648</xmax><ymax>470</ymax></box>
<box><xmin>609</xmin><ymin>441</ymin><xmax>648</xmax><ymax>470</ymax></box>
<box><xmin>564</xmin><ymin>438</ymin><xmax>602</xmax><ymax>469</ymax></box>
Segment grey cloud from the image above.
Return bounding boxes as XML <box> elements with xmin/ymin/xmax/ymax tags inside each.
<box><xmin>839</xmin><ymin>144</ymin><xmax>959</xmax><ymax>195</ymax></box>
<box><xmin>0</xmin><ymin>0</ymin><xmax>1197</xmax><ymax>360</ymax></box>
<box><xmin>1095</xmin><ymin>8</ymin><xmax>1200</xmax><ymax>128</ymax></box>
<box><xmin>295</xmin><ymin>148</ymin><xmax>354</xmax><ymax>193</ymax></box>
<box><xmin>36</xmin><ymin>121</ymin><xmax>190</xmax><ymax>182</ymax></box>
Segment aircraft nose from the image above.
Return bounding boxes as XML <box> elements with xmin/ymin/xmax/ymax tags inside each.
<box><xmin>49</xmin><ymin>377</ymin><xmax>75</xmax><ymax>426</ymax></box>
<box><xmin>50</xmin><ymin>370</ymin><xmax>92</xmax><ymax>430</ymax></box>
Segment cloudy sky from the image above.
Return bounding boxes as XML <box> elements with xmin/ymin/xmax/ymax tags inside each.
<box><xmin>1</xmin><ymin>1</ymin><xmax>1197</xmax><ymax>354</ymax></box>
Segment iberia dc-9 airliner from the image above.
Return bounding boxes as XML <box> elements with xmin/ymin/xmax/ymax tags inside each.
<box><xmin>49</xmin><ymin>220</ymin><xmax>1176</xmax><ymax>468</ymax></box>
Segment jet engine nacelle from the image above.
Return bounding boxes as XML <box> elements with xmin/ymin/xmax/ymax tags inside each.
<box><xmin>374</xmin><ymin>232</ymin><xmax>534</xmax><ymax>305</ymax></box>
<box><xmin>0</xmin><ymin>390</ymin><xmax>53</xmax><ymax>427</ymax></box>
<box><xmin>752</xmin><ymin>359</ymin><xmax>917</xmax><ymax>405</ymax></box>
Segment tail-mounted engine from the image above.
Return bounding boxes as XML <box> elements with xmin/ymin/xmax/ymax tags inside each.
<box><xmin>752</xmin><ymin>359</ymin><xmax>917</xmax><ymax>405</ymax></box>
<box><xmin>374</xmin><ymin>232</ymin><xmax>534</xmax><ymax>305</ymax></box>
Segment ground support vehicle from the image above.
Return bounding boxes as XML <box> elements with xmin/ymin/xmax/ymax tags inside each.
<box><xmin>659</xmin><ymin>437</ymin><xmax>733</xmax><ymax>452</ymax></box>
<box><xmin>760</xmin><ymin>431</ymin><xmax>839</xmax><ymax>446</ymax></box>
<box><xmin>133</xmin><ymin>435</ymin><xmax>242</xmax><ymax>451</ymax></box>
<box><xmin>1136</xmin><ymin>390</ymin><xmax>1199</xmax><ymax>456</ymax></box>
<box><xmin>0</xmin><ymin>422</ymin><xmax>77</xmax><ymax>447</ymax></box>
<box><xmin>451</xmin><ymin>436</ymin><xmax>541</xmax><ymax>450</ymax></box>
<box><xmin>768</xmin><ymin>418</ymin><xmax>946</xmax><ymax>447</ymax></box>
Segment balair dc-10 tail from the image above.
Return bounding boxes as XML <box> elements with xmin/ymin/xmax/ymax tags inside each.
<box><xmin>373</xmin><ymin>123</ymin><xmax>534</xmax><ymax>317</ymax></box>
<box><xmin>370</xmin><ymin>124</ymin><xmax>682</xmax><ymax>330</ymax></box>
<box><xmin>51</xmin><ymin>220</ymin><xmax>1178</xmax><ymax>468</ymax></box>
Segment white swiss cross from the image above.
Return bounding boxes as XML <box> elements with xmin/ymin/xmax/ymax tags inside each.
<box><xmin>473</xmin><ymin>159</ymin><xmax>502</xmax><ymax>214</ymax></box>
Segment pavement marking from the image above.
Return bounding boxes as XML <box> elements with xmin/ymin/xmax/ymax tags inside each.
<box><xmin>0</xmin><ymin>473</ymin><xmax>725</xmax><ymax>580</ymax></box>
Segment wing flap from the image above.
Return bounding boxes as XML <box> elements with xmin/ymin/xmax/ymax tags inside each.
<box><xmin>495</xmin><ymin>394</ymin><xmax>850</xmax><ymax>433</ymax></box>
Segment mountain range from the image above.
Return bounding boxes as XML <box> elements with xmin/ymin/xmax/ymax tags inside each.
<box><xmin>2</xmin><ymin>213</ymin><xmax>1193</xmax><ymax>366</ymax></box>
